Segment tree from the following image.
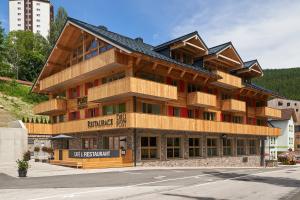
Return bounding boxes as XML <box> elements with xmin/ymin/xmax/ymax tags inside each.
<box><xmin>48</xmin><ymin>7</ymin><xmax>68</xmax><ymax>47</ymax></box>
<box><xmin>5</xmin><ymin>31</ymin><xmax>50</xmax><ymax>81</ymax></box>
<box><xmin>0</xmin><ymin>21</ymin><xmax>13</xmax><ymax>77</ymax></box>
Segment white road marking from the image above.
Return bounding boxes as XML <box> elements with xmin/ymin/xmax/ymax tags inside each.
<box><xmin>154</xmin><ymin>176</ymin><xmax>166</xmax><ymax>179</ymax></box>
<box><xmin>27</xmin><ymin>168</ymin><xmax>291</xmax><ymax>200</ymax></box>
<box><xmin>123</xmin><ymin>172</ymin><xmax>142</xmax><ymax>175</ymax></box>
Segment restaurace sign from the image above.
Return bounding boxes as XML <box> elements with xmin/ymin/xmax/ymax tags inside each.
<box><xmin>69</xmin><ymin>150</ymin><xmax>119</xmax><ymax>158</ymax></box>
<box><xmin>87</xmin><ymin>119</ymin><xmax>113</xmax><ymax>128</ymax></box>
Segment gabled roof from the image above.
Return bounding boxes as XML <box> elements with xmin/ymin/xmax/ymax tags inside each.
<box><xmin>154</xmin><ymin>31</ymin><xmax>208</xmax><ymax>51</ymax></box>
<box><xmin>244</xmin><ymin>83</ymin><xmax>284</xmax><ymax>98</ymax></box>
<box><xmin>67</xmin><ymin>18</ymin><xmax>214</xmax><ymax>76</ymax></box>
<box><xmin>244</xmin><ymin>60</ymin><xmax>258</xmax><ymax>68</ymax></box>
<box><xmin>208</xmin><ymin>42</ymin><xmax>232</xmax><ymax>55</ymax></box>
<box><xmin>231</xmin><ymin>59</ymin><xmax>263</xmax><ymax>77</ymax></box>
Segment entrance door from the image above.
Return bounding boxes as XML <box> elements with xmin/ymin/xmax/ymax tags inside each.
<box><xmin>59</xmin><ymin>149</ymin><xmax>63</xmax><ymax>160</ymax></box>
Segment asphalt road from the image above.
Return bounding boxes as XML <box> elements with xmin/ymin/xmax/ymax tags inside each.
<box><xmin>0</xmin><ymin>166</ymin><xmax>300</xmax><ymax>200</ymax></box>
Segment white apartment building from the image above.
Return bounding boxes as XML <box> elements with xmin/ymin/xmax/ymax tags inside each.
<box><xmin>266</xmin><ymin>109</ymin><xmax>297</xmax><ymax>160</ymax></box>
<box><xmin>9</xmin><ymin>0</ymin><xmax>53</xmax><ymax>38</ymax></box>
<box><xmin>269</xmin><ymin>98</ymin><xmax>300</xmax><ymax>122</ymax></box>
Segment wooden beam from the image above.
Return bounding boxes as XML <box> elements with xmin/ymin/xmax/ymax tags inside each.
<box><xmin>152</xmin><ymin>62</ymin><xmax>158</xmax><ymax>70</ymax></box>
<box><xmin>47</xmin><ymin>61</ymin><xmax>65</xmax><ymax>68</ymax></box>
<box><xmin>185</xmin><ymin>42</ymin><xmax>205</xmax><ymax>51</ymax></box>
<box><xmin>218</xmin><ymin>54</ymin><xmax>241</xmax><ymax>65</ymax></box>
<box><xmin>167</xmin><ymin>67</ymin><xmax>173</xmax><ymax>74</ymax></box>
<box><xmin>136</xmin><ymin>57</ymin><xmax>142</xmax><ymax>65</ymax></box>
<box><xmin>192</xmin><ymin>74</ymin><xmax>198</xmax><ymax>81</ymax></box>
<box><xmin>180</xmin><ymin>70</ymin><xmax>186</xmax><ymax>78</ymax></box>
<box><xmin>170</xmin><ymin>42</ymin><xmax>185</xmax><ymax>50</ymax></box>
<box><xmin>56</xmin><ymin>44</ymin><xmax>72</xmax><ymax>52</ymax></box>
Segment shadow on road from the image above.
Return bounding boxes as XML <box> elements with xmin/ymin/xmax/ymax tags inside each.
<box><xmin>163</xmin><ymin>193</ymin><xmax>228</xmax><ymax>200</ymax></box>
<box><xmin>202</xmin><ymin>171</ymin><xmax>300</xmax><ymax>188</ymax></box>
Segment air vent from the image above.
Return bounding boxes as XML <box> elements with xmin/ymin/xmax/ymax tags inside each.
<box><xmin>135</xmin><ymin>37</ymin><xmax>143</xmax><ymax>43</ymax></box>
<box><xmin>98</xmin><ymin>25</ymin><xmax>108</xmax><ymax>31</ymax></box>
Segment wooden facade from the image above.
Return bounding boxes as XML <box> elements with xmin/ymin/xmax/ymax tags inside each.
<box><xmin>27</xmin><ymin>18</ymin><xmax>283</xmax><ymax>168</ymax></box>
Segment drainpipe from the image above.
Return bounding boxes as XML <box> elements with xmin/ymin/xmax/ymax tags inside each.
<box><xmin>133</xmin><ymin>96</ymin><xmax>137</xmax><ymax>167</ymax></box>
<box><xmin>260</xmin><ymin>137</ymin><xmax>266</xmax><ymax>167</ymax></box>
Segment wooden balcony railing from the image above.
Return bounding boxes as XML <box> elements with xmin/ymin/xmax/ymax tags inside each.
<box><xmin>25</xmin><ymin>123</ymin><xmax>53</xmax><ymax>135</ymax></box>
<box><xmin>39</xmin><ymin>49</ymin><xmax>127</xmax><ymax>92</ymax></box>
<box><xmin>88</xmin><ymin>77</ymin><xmax>178</xmax><ymax>102</ymax></box>
<box><xmin>25</xmin><ymin>113</ymin><xmax>280</xmax><ymax>136</ymax></box>
<box><xmin>221</xmin><ymin>99</ymin><xmax>246</xmax><ymax>113</ymax></box>
<box><xmin>33</xmin><ymin>99</ymin><xmax>67</xmax><ymax>115</ymax></box>
<box><xmin>256</xmin><ymin>107</ymin><xmax>281</xmax><ymax>119</ymax></box>
<box><xmin>187</xmin><ymin>92</ymin><xmax>217</xmax><ymax>108</ymax></box>
<box><xmin>212</xmin><ymin>70</ymin><xmax>242</xmax><ymax>89</ymax></box>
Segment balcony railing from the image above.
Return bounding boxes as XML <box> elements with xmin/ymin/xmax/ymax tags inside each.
<box><xmin>25</xmin><ymin>123</ymin><xmax>53</xmax><ymax>135</ymax></box>
<box><xmin>25</xmin><ymin>113</ymin><xmax>280</xmax><ymax>136</ymax></box>
<box><xmin>88</xmin><ymin>77</ymin><xmax>178</xmax><ymax>102</ymax></box>
<box><xmin>256</xmin><ymin>107</ymin><xmax>281</xmax><ymax>119</ymax></box>
<box><xmin>187</xmin><ymin>92</ymin><xmax>217</xmax><ymax>108</ymax></box>
<box><xmin>212</xmin><ymin>70</ymin><xmax>242</xmax><ymax>89</ymax></box>
<box><xmin>221</xmin><ymin>99</ymin><xmax>246</xmax><ymax>113</ymax></box>
<box><xmin>39</xmin><ymin>49</ymin><xmax>127</xmax><ymax>92</ymax></box>
<box><xmin>33</xmin><ymin>98</ymin><xmax>67</xmax><ymax>115</ymax></box>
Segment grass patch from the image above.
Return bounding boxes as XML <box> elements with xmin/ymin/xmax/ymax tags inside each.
<box><xmin>0</xmin><ymin>80</ymin><xmax>47</xmax><ymax>104</ymax></box>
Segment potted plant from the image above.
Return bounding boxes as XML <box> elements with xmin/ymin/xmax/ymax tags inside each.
<box><xmin>23</xmin><ymin>151</ymin><xmax>31</xmax><ymax>161</ymax></box>
<box><xmin>34</xmin><ymin>146</ymin><xmax>40</xmax><ymax>152</ymax></box>
<box><xmin>16</xmin><ymin>159</ymin><xmax>29</xmax><ymax>177</ymax></box>
<box><xmin>34</xmin><ymin>146</ymin><xmax>40</xmax><ymax>162</ymax></box>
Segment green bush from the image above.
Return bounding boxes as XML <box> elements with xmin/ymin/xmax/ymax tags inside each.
<box><xmin>16</xmin><ymin>159</ymin><xmax>29</xmax><ymax>170</ymax></box>
<box><xmin>23</xmin><ymin>151</ymin><xmax>31</xmax><ymax>161</ymax></box>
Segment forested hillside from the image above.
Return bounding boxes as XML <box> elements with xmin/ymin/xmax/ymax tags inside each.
<box><xmin>253</xmin><ymin>68</ymin><xmax>300</xmax><ymax>100</ymax></box>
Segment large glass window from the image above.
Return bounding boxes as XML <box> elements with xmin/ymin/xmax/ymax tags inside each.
<box><xmin>187</xmin><ymin>84</ymin><xmax>201</xmax><ymax>93</ymax></box>
<box><xmin>136</xmin><ymin>72</ymin><xmax>164</xmax><ymax>83</ymax></box>
<box><xmin>102</xmin><ymin>136</ymin><xmax>126</xmax><ymax>150</ymax></box>
<box><xmin>237</xmin><ymin>139</ymin><xmax>246</xmax><ymax>155</ymax></box>
<box><xmin>223</xmin><ymin>138</ymin><xmax>232</xmax><ymax>156</ymax></box>
<box><xmin>167</xmin><ymin>137</ymin><xmax>181</xmax><ymax>158</ymax></box>
<box><xmin>232</xmin><ymin>116</ymin><xmax>243</xmax><ymax>124</ymax></box>
<box><xmin>141</xmin><ymin>137</ymin><xmax>158</xmax><ymax>160</ymax></box>
<box><xmin>142</xmin><ymin>103</ymin><xmax>160</xmax><ymax>115</ymax></box>
<box><xmin>103</xmin><ymin>103</ymin><xmax>126</xmax><ymax>115</ymax></box>
<box><xmin>173</xmin><ymin>107</ymin><xmax>181</xmax><ymax>117</ymax></box>
<box><xmin>249</xmin><ymin>139</ymin><xmax>257</xmax><ymax>155</ymax></box>
<box><xmin>207</xmin><ymin>138</ymin><xmax>218</xmax><ymax>157</ymax></box>
<box><xmin>203</xmin><ymin>112</ymin><xmax>216</xmax><ymax>121</ymax></box>
<box><xmin>82</xmin><ymin>138</ymin><xmax>97</xmax><ymax>149</ymax></box>
<box><xmin>102</xmin><ymin>72</ymin><xmax>125</xmax><ymax>84</ymax></box>
<box><xmin>189</xmin><ymin>138</ymin><xmax>202</xmax><ymax>157</ymax></box>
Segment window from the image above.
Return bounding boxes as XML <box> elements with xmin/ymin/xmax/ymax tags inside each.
<box><xmin>167</xmin><ymin>137</ymin><xmax>181</xmax><ymax>158</ymax></box>
<box><xmin>102</xmin><ymin>72</ymin><xmax>125</xmax><ymax>84</ymax></box>
<box><xmin>18</xmin><ymin>7</ymin><xmax>21</xmax><ymax>10</ymax></box>
<box><xmin>270</xmin><ymin>137</ymin><xmax>276</xmax><ymax>145</ymax></box>
<box><xmin>223</xmin><ymin>138</ymin><xmax>232</xmax><ymax>156</ymax></box>
<box><xmin>203</xmin><ymin>112</ymin><xmax>215</xmax><ymax>121</ymax></box>
<box><xmin>182</xmin><ymin>53</ymin><xmax>193</xmax><ymax>64</ymax></box>
<box><xmin>18</xmin><ymin>13</ymin><xmax>21</xmax><ymax>15</ymax></box>
<box><xmin>17</xmin><ymin>1</ymin><xmax>21</xmax><ymax>4</ymax></box>
<box><xmin>207</xmin><ymin>138</ymin><xmax>218</xmax><ymax>157</ymax></box>
<box><xmin>85</xmin><ymin>108</ymin><xmax>99</xmax><ymax>118</ymax></box>
<box><xmin>68</xmin><ymin>87</ymin><xmax>79</xmax><ymax>99</ymax></box>
<box><xmin>173</xmin><ymin>107</ymin><xmax>180</xmax><ymax>117</ymax></box>
<box><xmin>295</xmin><ymin>103</ymin><xmax>297</xmax><ymax>106</ymax></box>
<box><xmin>37</xmin><ymin>25</ymin><xmax>40</xmax><ymax>28</ymax></box>
<box><xmin>17</xmin><ymin>18</ymin><xmax>21</xmax><ymax>21</ymax></box>
<box><xmin>256</xmin><ymin>119</ymin><xmax>265</xmax><ymax>126</ymax></box>
<box><xmin>82</xmin><ymin>138</ymin><xmax>97</xmax><ymax>149</ymax></box>
<box><xmin>18</xmin><ymin>24</ymin><xmax>21</xmax><ymax>27</ymax></box>
<box><xmin>278</xmin><ymin>102</ymin><xmax>283</xmax><ymax>106</ymax></box>
<box><xmin>37</xmin><ymin>8</ymin><xmax>40</xmax><ymax>11</ymax></box>
<box><xmin>296</xmin><ymin>109</ymin><xmax>299</xmax><ymax>112</ymax></box>
<box><xmin>249</xmin><ymin>140</ymin><xmax>257</xmax><ymax>155</ymax></box>
<box><xmin>222</xmin><ymin>114</ymin><xmax>231</xmax><ymax>122</ymax></box>
<box><xmin>103</xmin><ymin>136</ymin><xmax>126</xmax><ymax>150</ymax></box>
<box><xmin>142</xmin><ymin>103</ymin><xmax>160</xmax><ymax>115</ymax></box>
<box><xmin>237</xmin><ymin>139</ymin><xmax>246</xmax><ymax>155</ymax></box>
<box><xmin>69</xmin><ymin>111</ymin><xmax>79</xmax><ymax>121</ymax></box>
<box><xmin>189</xmin><ymin>138</ymin><xmax>202</xmax><ymax>157</ymax></box>
<box><xmin>103</xmin><ymin>103</ymin><xmax>126</xmax><ymax>115</ymax></box>
<box><xmin>37</xmin><ymin>14</ymin><xmax>40</xmax><ymax>17</ymax></box>
<box><xmin>289</xmin><ymin>125</ymin><xmax>294</xmax><ymax>132</ymax></box>
<box><xmin>289</xmin><ymin>137</ymin><xmax>294</xmax><ymax>145</ymax></box>
<box><xmin>287</xmin><ymin>102</ymin><xmax>290</xmax><ymax>106</ymax></box>
<box><xmin>221</xmin><ymin>93</ymin><xmax>231</xmax><ymax>100</ymax></box>
<box><xmin>37</xmin><ymin>19</ymin><xmax>40</xmax><ymax>22</ymax></box>
<box><xmin>141</xmin><ymin>137</ymin><xmax>158</xmax><ymax>159</ymax></box>
<box><xmin>136</xmin><ymin>72</ymin><xmax>164</xmax><ymax>83</ymax></box>
<box><xmin>188</xmin><ymin>109</ymin><xmax>194</xmax><ymax>118</ymax></box>
<box><xmin>232</xmin><ymin>116</ymin><xmax>243</xmax><ymax>124</ymax></box>
<box><xmin>187</xmin><ymin>84</ymin><xmax>201</xmax><ymax>93</ymax></box>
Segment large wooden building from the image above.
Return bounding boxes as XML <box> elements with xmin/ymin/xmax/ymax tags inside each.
<box><xmin>26</xmin><ymin>17</ymin><xmax>282</xmax><ymax>168</ymax></box>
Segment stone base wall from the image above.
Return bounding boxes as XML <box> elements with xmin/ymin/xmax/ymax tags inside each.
<box><xmin>139</xmin><ymin>155</ymin><xmax>261</xmax><ymax>167</ymax></box>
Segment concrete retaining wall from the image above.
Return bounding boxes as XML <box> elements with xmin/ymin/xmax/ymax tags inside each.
<box><xmin>0</xmin><ymin>121</ymin><xmax>28</xmax><ymax>163</ymax></box>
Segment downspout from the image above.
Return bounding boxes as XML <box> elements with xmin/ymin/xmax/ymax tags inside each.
<box><xmin>133</xmin><ymin>96</ymin><xmax>137</xmax><ymax>167</ymax></box>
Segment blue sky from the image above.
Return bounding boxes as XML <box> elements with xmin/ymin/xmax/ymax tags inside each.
<box><xmin>1</xmin><ymin>0</ymin><xmax>300</xmax><ymax>69</ymax></box>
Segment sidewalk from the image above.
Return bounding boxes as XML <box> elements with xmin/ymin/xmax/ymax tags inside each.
<box><xmin>1</xmin><ymin>160</ymin><xmax>299</xmax><ymax>178</ymax></box>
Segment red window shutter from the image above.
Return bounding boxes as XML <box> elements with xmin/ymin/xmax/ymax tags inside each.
<box><xmin>68</xmin><ymin>112</ymin><xmax>72</xmax><ymax>120</ymax></box>
<box><xmin>168</xmin><ymin>106</ymin><xmax>173</xmax><ymax>116</ymax></box>
<box><xmin>220</xmin><ymin>113</ymin><xmax>223</xmax><ymax>122</ymax></box>
<box><xmin>68</xmin><ymin>88</ymin><xmax>72</xmax><ymax>99</ymax></box>
<box><xmin>76</xmin><ymin>86</ymin><xmax>80</xmax><ymax>97</ymax></box>
<box><xmin>94</xmin><ymin>79</ymin><xmax>99</xmax><ymax>86</ymax></box>
<box><xmin>179</xmin><ymin>80</ymin><xmax>185</xmax><ymax>92</ymax></box>
<box><xmin>180</xmin><ymin>107</ymin><xmax>188</xmax><ymax>118</ymax></box>
<box><xmin>166</xmin><ymin>77</ymin><xmax>172</xmax><ymax>84</ymax></box>
<box><xmin>76</xmin><ymin>111</ymin><xmax>80</xmax><ymax>120</ymax></box>
<box><xmin>95</xmin><ymin>108</ymin><xmax>100</xmax><ymax>117</ymax></box>
<box><xmin>195</xmin><ymin>109</ymin><xmax>199</xmax><ymax>118</ymax></box>
<box><xmin>253</xmin><ymin>100</ymin><xmax>256</xmax><ymax>107</ymax></box>
<box><xmin>85</xmin><ymin>109</ymin><xmax>89</xmax><ymax>118</ymax></box>
<box><xmin>85</xmin><ymin>83</ymin><xmax>88</xmax><ymax>96</ymax></box>
<box><xmin>253</xmin><ymin>118</ymin><xmax>256</xmax><ymax>125</ymax></box>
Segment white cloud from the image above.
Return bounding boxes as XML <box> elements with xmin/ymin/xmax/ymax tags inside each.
<box><xmin>171</xmin><ymin>1</ymin><xmax>300</xmax><ymax>69</ymax></box>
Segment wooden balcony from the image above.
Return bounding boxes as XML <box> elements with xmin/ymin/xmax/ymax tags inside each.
<box><xmin>187</xmin><ymin>92</ymin><xmax>216</xmax><ymax>108</ymax></box>
<box><xmin>256</xmin><ymin>107</ymin><xmax>281</xmax><ymax>119</ymax></box>
<box><xmin>212</xmin><ymin>70</ymin><xmax>242</xmax><ymax>89</ymax></box>
<box><xmin>39</xmin><ymin>49</ymin><xmax>127</xmax><ymax>92</ymax></box>
<box><xmin>88</xmin><ymin>77</ymin><xmax>178</xmax><ymax>102</ymax></box>
<box><xmin>222</xmin><ymin>99</ymin><xmax>246</xmax><ymax>113</ymax></box>
<box><xmin>26</xmin><ymin>113</ymin><xmax>280</xmax><ymax>136</ymax></box>
<box><xmin>33</xmin><ymin>99</ymin><xmax>67</xmax><ymax>115</ymax></box>
<box><xmin>25</xmin><ymin>123</ymin><xmax>53</xmax><ymax>135</ymax></box>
